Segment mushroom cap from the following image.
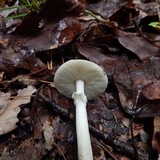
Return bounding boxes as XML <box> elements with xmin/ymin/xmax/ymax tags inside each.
<box><xmin>54</xmin><ymin>59</ymin><xmax>108</xmax><ymax>100</ymax></box>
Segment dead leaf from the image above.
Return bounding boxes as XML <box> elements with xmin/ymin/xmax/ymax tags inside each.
<box><xmin>152</xmin><ymin>116</ymin><xmax>160</xmax><ymax>154</ymax></box>
<box><xmin>0</xmin><ymin>107</ymin><xmax>21</xmax><ymax>135</ymax></box>
<box><xmin>86</xmin><ymin>0</ymin><xmax>128</xmax><ymax>19</ymax></box>
<box><xmin>10</xmin><ymin>85</ymin><xmax>37</xmax><ymax>109</ymax></box>
<box><xmin>0</xmin><ymin>0</ymin><xmax>5</xmax><ymax>8</ymax></box>
<box><xmin>113</xmin><ymin>55</ymin><xmax>160</xmax><ymax>117</ymax></box>
<box><xmin>42</xmin><ymin>120</ymin><xmax>54</xmax><ymax>150</ymax></box>
<box><xmin>0</xmin><ymin>92</ymin><xmax>10</xmax><ymax>114</ymax></box>
<box><xmin>0</xmin><ymin>46</ymin><xmax>46</xmax><ymax>77</ymax></box>
<box><xmin>0</xmin><ymin>85</ymin><xmax>37</xmax><ymax>135</ymax></box>
<box><xmin>118</xmin><ymin>36</ymin><xmax>160</xmax><ymax>60</ymax></box>
<box><xmin>0</xmin><ymin>71</ymin><xmax>4</xmax><ymax>82</ymax></box>
<box><xmin>139</xmin><ymin>129</ymin><xmax>148</xmax><ymax>143</ymax></box>
<box><xmin>94</xmin><ymin>146</ymin><xmax>105</xmax><ymax>160</ymax></box>
<box><xmin>142</xmin><ymin>79</ymin><xmax>160</xmax><ymax>100</ymax></box>
<box><xmin>76</xmin><ymin>43</ymin><xmax>118</xmax><ymax>76</ymax></box>
<box><xmin>0</xmin><ymin>15</ymin><xmax>6</xmax><ymax>33</ymax></box>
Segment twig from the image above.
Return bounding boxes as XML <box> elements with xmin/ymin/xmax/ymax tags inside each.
<box><xmin>91</xmin><ymin>136</ymin><xmax>118</xmax><ymax>160</ymax></box>
<box><xmin>38</xmin><ymin>92</ymin><xmax>72</xmax><ymax>119</ymax></box>
<box><xmin>89</xmin><ymin>125</ymin><xmax>149</xmax><ymax>160</ymax></box>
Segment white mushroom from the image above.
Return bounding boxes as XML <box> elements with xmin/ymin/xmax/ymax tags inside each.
<box><xmin>54</xmin><ymin>59</ymin><xmax>108</xmax><ymax>160</ymax></box>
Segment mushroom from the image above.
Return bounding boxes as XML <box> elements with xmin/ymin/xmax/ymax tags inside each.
<box><xmin>54</xmin><ymin>59</ymin><xmax>108</xmax><ymax>160</ymax></box>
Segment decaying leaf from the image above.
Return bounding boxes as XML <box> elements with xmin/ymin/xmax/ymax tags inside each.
<box><xmin>0</xmin><ymin>0</ymin><xmax>5</xmax><ymax>8</ymax></box>
<box><xmin>152</xmin><ymin>116</ymin><xmax>160</xmax><ymax>153</ymax></box>
<box><xmin>94</xmin><ymin>146</ymin><xmax>105</xmax><ymax>160</ymax></box>
<box><xmin>118</xmin><ymin>35</ymin><xmax>160</xmax><ymax>60</ymax></box>
<box><xmin>42</xmin><ymin>120</ymin><xmax>54</xmax><ymax>150</ymax></box>
<box><xmin>0</xmin><ymin>92</ymin><xmax>10</xmax><ymax>114</ymax></box>
<box><xmin>142</xmin><ymin>79</ymin><xmax>160</xmax><ymax>100</ymax></box>
<box><xmin>113</xmin><ymin>55</ymin><xmax>160</xmax><ymax>118</ymax></box>
<box><xmin>0</xmin><ymin>85</ymin><xmax>37</xmax><ymax>135</ymax></box>
<box><xmin>0</xmin><ymin>107</ymin><xmax>21</xmax><ymax>135</ymax></box>
<box><xmin>86</xmin><ymin>0</ymin><xmax>128</xmax><ymax>19</ymax></box>
<box><xmin>0</xmin><ymin>46</ymin><xmax>46</xmax><ymax>77</ymax></box>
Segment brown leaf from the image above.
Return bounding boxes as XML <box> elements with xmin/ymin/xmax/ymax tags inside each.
<box><xmin>114</xmin><ymin>56</ymin><xmax>135</xmax><ymax>115</ymax></box>
<box><xmin>75</xmin><ymin>43</ymin><xmax>118</xmax><ymax>76</ymax></box>
<box><xmin>0</xmin><ymin>0</ymin><xmax>84</xmax><ymax>54</ymax></box>
<box><xmin>152</xmin><ymin>116</ymin><xmax>160</xmax><ymax>154</ymax></box>
<box><xmin>0</xmin><ymin>85</ymin><xmax>37</xmax><ymax>135</ymax></box>
<box><xmin>114</xmin><ymin>56</ymin><xmax>156</xmax><ymax>116</ymax></box>
<box><xmin>10</xmin><ymin>17</ymin><xmax>81</xmax><ymax>52</ymax></box>
<box><xmin>0</xmin><ymin>46</ymin><xmax>46</xmax><ymax>77</ymax></box>
<box><xmin>152</xmin><ymin>56</ymin><xmax>160</xmax><ymax>79</ymax></box>
<box><xmin>143</xmin><ymin>79</ymin><xmax>160</xmax><ymax>100</ymax></box>
<box><xmin>14</xmin><ymin>0</ymin><xmax>84</xmax><ymax>35</ymax></box>
<box><xmin>86</xmin><ymin>0</ymin><xmax>128</xmax><ymax>19</ymax></box>
<box><xmin>118</xmin><ymin>36</ymin><xmax>160</xmax><ymax>60</ymax></box>
<box><xmin>0</xmin><ymin>15</ymin><xmax>6</xmax><ymax>33</ymax></box>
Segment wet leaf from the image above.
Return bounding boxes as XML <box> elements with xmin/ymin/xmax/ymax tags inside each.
<box><xmin>142</xmin><ymin>79</ymin><xmax>160</xmax><ymax>100</ymax></box>
<box><xmin>0</xmin><ymin>46</ymin><xmax>46</xmax><ymax>77</ymax></box>
<box><xmin>86</xmin><ymin>0</ymin><xmax>128</xmax><ymax>19</ymax></box>
<box><xmin>17</xmin><ymin>16</ymin><xmax>81</xmax><ymax>51</ymax></box>
<box><xmin>118</xmin><ymin>35</ymin><xmax>160</xmax><ymax>60</ymax></box>
<box><xmin>75</xmin><ymin>43</ymin><xmax>118</xmax><ymax>76</ymax></box>
<box><xmin>113</xmin><ymin>55</ymin><xmax>160</xmax><ymax>117</ymax></box>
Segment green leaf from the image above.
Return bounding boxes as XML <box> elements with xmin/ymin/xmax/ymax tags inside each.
<box><xmin>149</xmin><ymin>22</ymin><xmax>160</xmax><ymax>29</ymax></box>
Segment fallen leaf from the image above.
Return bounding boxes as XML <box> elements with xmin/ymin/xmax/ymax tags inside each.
<box><xmin>139</xmin><ymin>129</ymin><xmax>148</xmax><ymax>143</ymax></box>
<box><xmin>0</xmin><ymin>85</ymin><xmax>37</xmax><ymax>135</ymax></box>
<box><xmin>0</xmin><ymin>71</ymin><xmax>4</xmax><ymax>82</ymax></box>
<box><xmin>42</xmin><ymin>120</ymin><xmax>54</xmax><ymax>150</ymax></box>
<box><xmin>76</xmin><ymin>43</ymin><xmax>118</xmax><ymax>76</ymax></box>
<box><xmin>10</xmin><ymin>85</ymin><xmax>37</xmax><ymax>109</ymax></box>
<box><xmin>152</xmin><ymin>116</ymin><xmax>160</xmax><ymax>154</ymax></box>
<box><xmin>0</xmin><ymin>46</ymin><xmax>46</xmax><ymax>77</ymax></box>
<box><xmin>0</xmin><ymin>92</ymin><xmax>10</xmax><ymax>114</ymax></box>
<box><xmin>0</xmin><ymin>107</ymin><xmax>21</xmax><ymax>135</ymax></box>
<box><xmin>142</xmin><ymin>79</ymin><xmax>160</xmax><ymax>100</ymax></box>
<box><xmin>86</xmin><ymin>0</ymin><xmax>128</xmax><ymax>19</ymax></box>
<box><xmin>118</xmin><ymin>35</ymin><xmax>160</xmax><ymax>60</ymax></box>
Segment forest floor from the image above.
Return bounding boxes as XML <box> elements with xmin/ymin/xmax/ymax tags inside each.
<box><xmin>0</xmin><ymin>0</ymin><xmax>160</xmax><ymax>159</ymax></box>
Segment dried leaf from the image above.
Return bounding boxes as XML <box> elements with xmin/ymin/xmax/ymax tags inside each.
<box><xmin>0</xmin><ymin>85</ymin><xmax>37</xmax><ymax>135</ymax></box>
<box><xmin>142</xmin><ymin>79</ymin><xmax>160</xmax><ymax>100</ymax></box>
<box><xmin>10</xmin><ymin>85</ymin><xmax>37</xmax><ymax>109</ymax></box>
<box><xmin>0</xmin><ymin>107</ymin><xmax>21</xmax><ymax>135</ymax></box>
<box><xmin>152</xmin><ymin>116</ymin><xmax>160</xmax><ymax>153</ymax></box>
<box><xmin>0</xmin><ymin>92</ymin><xmax>10</xmax><ymax>114</ymax></box>
<box><xmin>118</xmin><ymin>36</ymin><xmax>160</xmax><ymax>60</ymax></box>
<box><xmin>42</xmin><ymin>120</ymin><xmax>54</xmax><ymax>150</ymax></box>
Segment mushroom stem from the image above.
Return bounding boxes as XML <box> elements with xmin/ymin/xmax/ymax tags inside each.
<box><xmin>72</xmin><ymin>79</ymin><xmax>93</xmax><ymax>160</ymax></box>
<box><xmin>76</xmin><ymin>79</ymin><xmax>85</xmax><ymax>94</ymax></box>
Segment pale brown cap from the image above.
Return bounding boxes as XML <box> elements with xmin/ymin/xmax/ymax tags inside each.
<box><xmin>54</xmin><ymin>60</ymin><xmax>108</xmax><ymax>100</ymax></box>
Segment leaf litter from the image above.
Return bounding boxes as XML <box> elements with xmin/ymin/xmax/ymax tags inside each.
<box><xmin>0</xmin><ymin>0</ymin><xmax>160</xmax><ymax>159</ymax></box>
